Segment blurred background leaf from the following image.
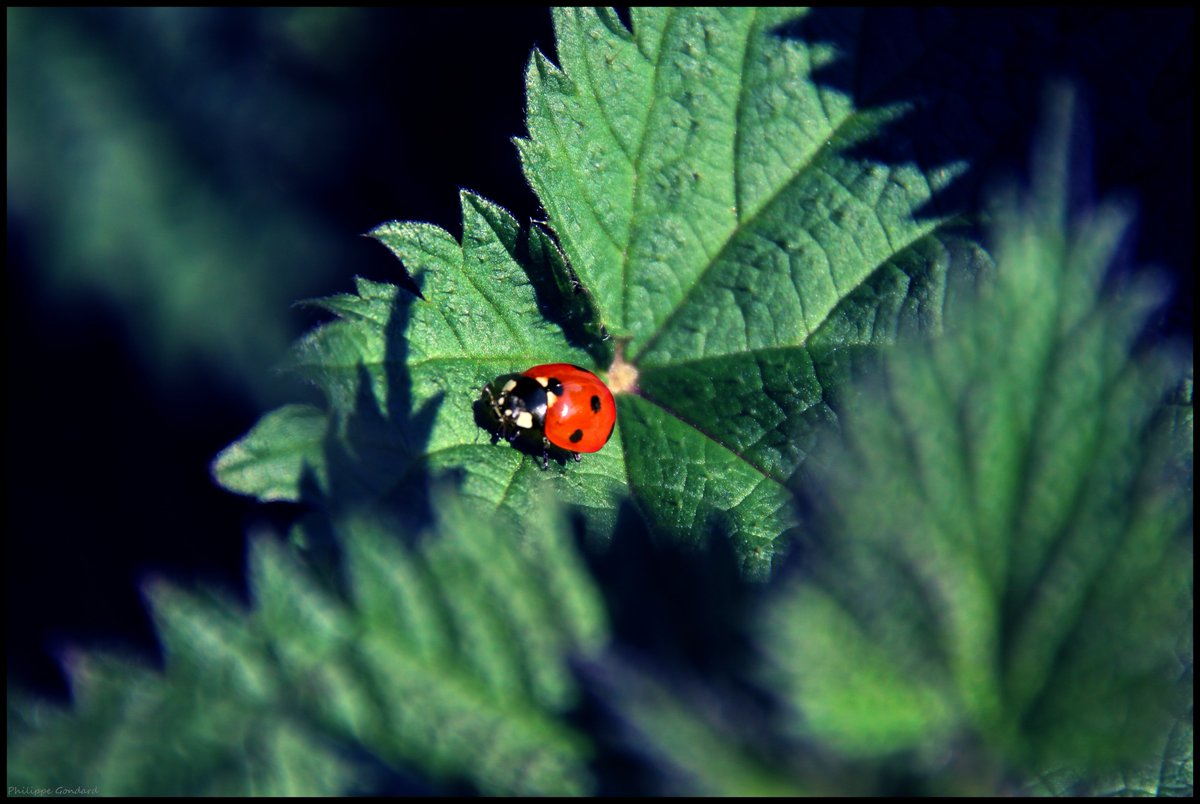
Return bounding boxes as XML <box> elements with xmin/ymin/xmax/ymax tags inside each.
<box><xmin>6</xmin><ymin>7</ymin><xmax>558</xmax><ymax>699</ymax></box>
<box><xmin>8</xmin><ymin>489</ymin><xmax>607</xmax><ymax>795</ymax></box>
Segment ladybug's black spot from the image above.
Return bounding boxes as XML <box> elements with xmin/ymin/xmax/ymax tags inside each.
<box><xmin>569</xmin><ymin>429</ymin><xmax>584</xmax><ymax>444</ymax></box>
<box><xmin>590</xmin><ymin>394</ymin><xmax>602</xmax><ymax>413</ymax></box>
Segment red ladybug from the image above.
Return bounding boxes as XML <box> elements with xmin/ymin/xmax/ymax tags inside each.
<box><xmin>480</xmin><ymin>363</ymin><xmax>616</xmax><ymax>468</ymax></box>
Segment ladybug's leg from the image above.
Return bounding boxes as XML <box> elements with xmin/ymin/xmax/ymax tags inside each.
<box><xmin>572</xmin><ymin>452</ymin><xmax>581</xmax><ymax>463</ymax></box>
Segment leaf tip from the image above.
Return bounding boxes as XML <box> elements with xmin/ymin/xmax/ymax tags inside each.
<box><xmin>366</xmin><ymin>219</ymin><xmax>400</xmax><ymax>240</ymax></box>
<box><xmin>528</xmin><ymin>46</ymin><xmax>561</xmax><ymax>81</ymax></box>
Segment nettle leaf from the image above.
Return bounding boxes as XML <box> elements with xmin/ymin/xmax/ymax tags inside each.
<box><xmin>216</xmin><ymin>8</ymin><xmax>977</xmax><ymax>576</ymax></box>
<box><xmin>757</xmin><ymin>87</ymin><xmax>1193</xmax><ymax>780</ymax></box>
<box><xmin>518</xmin><ymin>7</ymin><xmax>974</xmax><ymax>574</ymax></box>
<box><xmin>7</xmin><ymin>601</ymin><xmax>352</xmax><ymax>797</ymax></box>
<box><xmin>214</xmin><ymin>192</ymin><xmax>629</xmax><ymax>535</ymax></box>
<box><xmin>7</xmin><ymin>491</ymin><xmax>607</xmax><ymax>796</ymax></box>
<box><xmin>213</xmin><ymin>404</ymin><xmax>329</xmax><ymax>501</ymax></box>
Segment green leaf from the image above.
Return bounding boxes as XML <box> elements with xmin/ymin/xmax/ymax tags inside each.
<box><xmin>216</xmin><ymin>7</ymin><xmax>979</xmax><ymax>576</ymax></box>
<box><xmin>7</xmin><ymin>490</ymin><xmax>608</xmax><ymax>796</ymax></box>
<box><xmin>516</xmin><ymin>7</ymin><xmax>976</xmax><ymax>573</ymax></box>
<box><xmin>335</xmin><ymin>495</ymin><xmax>606</xmax><ymax>795</ymax></box>
<box><xmin>211</xmin><ymin>404</ymin><xmax>329</xmax><ymax>502</ymax></box>
<box><xmin>212</xmin><ymin>192</ymin><xmax>629</xmax><ymax>534</ymax></box>
<box><xmin>7</xmin><ymin>618</ymin><xmax>352</xmax><ymax>797</ymax></box>
<box><xmin>758</xmin><ymin>85</ymin><xmax>1192</xmax><ymax>778</ymax></box>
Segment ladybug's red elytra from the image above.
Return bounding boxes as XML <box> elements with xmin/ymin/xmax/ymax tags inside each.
<box><xmin>480</xmin><ymin>363</ymin><xmax>616</xmax><ymax>468</ymax></box>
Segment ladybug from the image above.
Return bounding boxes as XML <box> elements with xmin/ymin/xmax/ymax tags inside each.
<box><xmin>479</xmin><ymin>363</ymin><xmax>616</xmax><ymax>468</ymax></box>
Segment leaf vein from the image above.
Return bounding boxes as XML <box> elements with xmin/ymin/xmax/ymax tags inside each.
<box><xmin>577</xmin><ymin>12</ymin><xmax>635</xmax><ymax>164</ymax></box>
<box><xmin>537</xmin><ymin>59</ymin><xmax>626</xmax><ymax>254</ymax></box>
<box><xmin>731</xmin><ymin>8</ymin><xmax>758</xmax><ymax>223</ymax></box>
<box><xmin>637</xmin><ymin>390</ymin><xmax>786</xmax><ymax>486</ymax></box>
<box><xmin>622</xmin><ymin>7</ymin><xmax>679</xmax><ymax>332</ymax></box>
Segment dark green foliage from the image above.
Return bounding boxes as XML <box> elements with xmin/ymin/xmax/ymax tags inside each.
<box><xmin>8</xmin><ymin>8</ymin><xmax>1191</xmax><ymax>798</ymax></box>
<box><xmin>8</xmin><ymin>494</ymin><xmax>607</xmax><ymax>796</ymax></box>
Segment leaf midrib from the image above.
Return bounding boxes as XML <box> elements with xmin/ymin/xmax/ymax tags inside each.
<box><xmin>620</xmin><ymin>7</ymin><xmax>678</xmax><ymax>337</ymax></box>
